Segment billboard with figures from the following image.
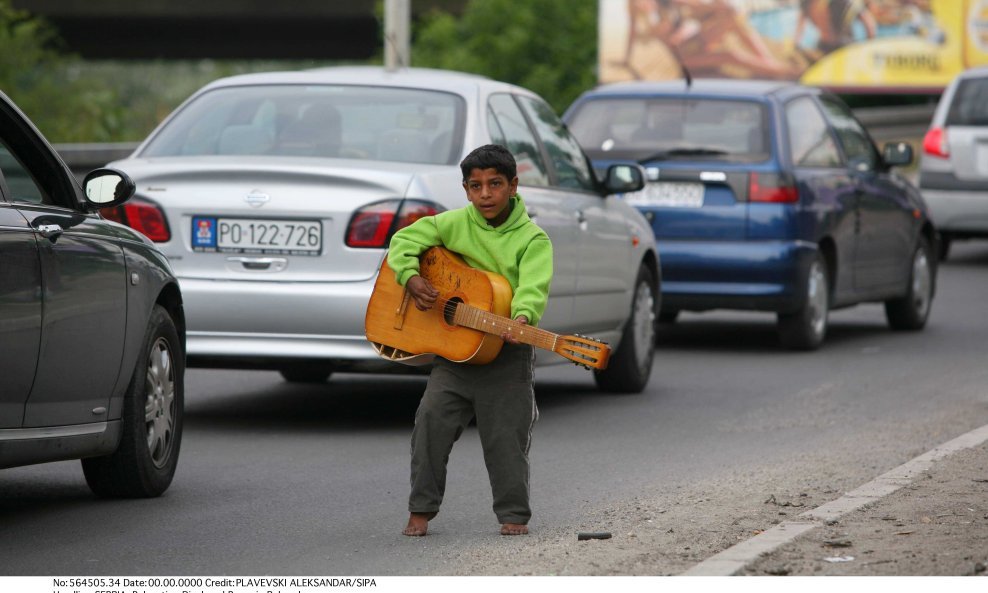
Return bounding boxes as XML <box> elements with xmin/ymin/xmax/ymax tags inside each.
<box><xmin>599</xmin><ymin>0</ymin><xmax>988</xmax><ymax>91</ymax></box>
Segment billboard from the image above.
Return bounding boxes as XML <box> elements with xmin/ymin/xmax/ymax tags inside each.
<box><xmin>599</xmin><ymin>0</ymin><xmax>988</xmax><ymax>91</ymax></box>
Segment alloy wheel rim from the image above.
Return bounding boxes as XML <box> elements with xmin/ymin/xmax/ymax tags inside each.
<box><xmin>144</xmin><ymin>337</ymin><xmax>176</xmax><ymax>469</ymax></box>
<box><xmin>807</xmin><ymin>261</ymin><xmax>828</xmax><ymax>338</ymax></box>
<box><xmin>632</xmin><ymin>280</ymin><xmax>656</xmax><ymax>373</ymax></box>
<box><xmin>912</xmin><ymin>249</ymin><xmax>932</xmax><ymax>317</ymax></box>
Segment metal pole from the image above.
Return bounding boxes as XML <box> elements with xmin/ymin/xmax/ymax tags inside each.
<box><xmin>384</xmin><ymin>0</ymin><xmax>410</xmax><ymax>71</ymax></box>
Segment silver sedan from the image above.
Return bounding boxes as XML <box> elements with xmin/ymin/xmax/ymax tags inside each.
<box><xmin>108</xmin><ymin>67</ymin><xmax>659</xmax><ymax>393</ymax></box>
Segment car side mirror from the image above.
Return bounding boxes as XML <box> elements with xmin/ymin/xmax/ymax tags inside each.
<box><xmin>83</xmin><ymin>168</ymin><xmax>136</xmax><ymax>210</ymax></box>
<box><xmin>603</xmin><ymin>163</ymin><xmax>646</xmax><ymax>195</ymax></box>
<box><xmin>882</xmin><ymin>142</ymin><xmax>914</xmax><ymax>167</ymax></box>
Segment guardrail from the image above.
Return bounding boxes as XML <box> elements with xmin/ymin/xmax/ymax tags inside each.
<box><xmin>54</xmin><ymin>142</ymin><xmax>138</xmax><ymax>182</ymax></box>
<box><xmin>53</xmin><ymin>105</ymin><xmax>936</xmax><ymax>182</ymax></box>
<box><xmin>852</xmin><ymin>104</ymin><xmax>936</xmax><ymax>143</ymax></box>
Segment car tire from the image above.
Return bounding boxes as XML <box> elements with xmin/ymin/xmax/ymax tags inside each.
<box><xmin>82</xmin><ymin>305</ymin><xmax>184</xmax><ymax>498</ymax></box>
<box><xmin>658</xmin><ymin>310</ymin><xmax>679</xmax><ymax>324</ymax></box>
<box><xmin>885</xmin><ymin>237</ymin><xmax>934</xmax><ymax>331</ymax></box>
<box><xmin>937</xmin><ymin>234</ymin><xmax>951</xmax><ymax>261</ymax></box>
<box><xmin>279</xmin><ymin>363</ymin><xmax>333</xmax><ymax>383</ymax></box>
<box><xmin>594</xmin><ymin>265</ymin><xmax>657</xmax><ymax>393</ymax></box>
<box><xmin>777</xmin><ymin>253</ymin><xmax>829</xmax><ymax>351</ymax></box>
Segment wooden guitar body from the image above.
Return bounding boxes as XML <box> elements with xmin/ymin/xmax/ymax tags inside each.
<box><xmin>365</xmin><ymin>247</ymin><xmax>513</xmax><ymax>365</ymax></box>
<box><xmin>366</xmin><ymin>247</ymin><xmax>610</xmax><ymax>369</ymax></box>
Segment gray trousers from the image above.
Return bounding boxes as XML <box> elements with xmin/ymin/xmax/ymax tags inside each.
<box><xmin>408</xmin><ymin>344</ymin><xmax>538</xmax><ymax>525</ymax></box>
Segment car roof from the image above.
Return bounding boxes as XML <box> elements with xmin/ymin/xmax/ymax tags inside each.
<box><xmin>956</xmin><ymin>65</ymin><xmax>988</xmax><ymax>80</ymax></box>
<box><xmin>195</xmin><ymin>66</ymin><xmax>529</xmax><ymax>98</ymax></box>
<box><xmin>580</xmin><ymin>78</ymin><xmax>804</xmax><ymax>99</ymax></box>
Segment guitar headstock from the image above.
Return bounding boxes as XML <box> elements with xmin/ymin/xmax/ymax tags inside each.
<box><xmin>556</xmin><ymin>334</ymin><xmax>611</xmax><ymax>370</ymax></box>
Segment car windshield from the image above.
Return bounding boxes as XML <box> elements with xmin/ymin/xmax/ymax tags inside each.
<box><xmin>567</xmin><ymin>97</ymin><xmax>770</xmax><ymax>163</ymax></box>
<box><xmin>140</xmin><ymin>84</ymin><xmax>466</xmax><ymax>165</ymax></box>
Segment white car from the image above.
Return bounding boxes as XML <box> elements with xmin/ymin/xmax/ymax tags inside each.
<box><xmin>107</xmin><ymin>67</ymin><xmax>659</xmax><ymax>393</ymax></box>
<box><xmin>919</xmin><ymin>65</ymin><xmax>988</xmax><ymax>260</ymax></box>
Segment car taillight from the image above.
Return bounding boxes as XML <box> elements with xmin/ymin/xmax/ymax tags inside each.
<box><xmin>100</xmin><ymin>197</ymin><xmax>171</xmax><ymax>242</ymax></box>
<box><xmin>922</xmin><ymin>126</ymin><xmax>949</xmax><ymax>158</ymax></box>
<box><xmin>345</xmin><ymin>199</ymin><xmax>443</xmax><ymax>248</ymax></box>
<box><xmin>749</xmin><ymin>172</ymin><xmax>798</xmax><ymax>203</ymax></box>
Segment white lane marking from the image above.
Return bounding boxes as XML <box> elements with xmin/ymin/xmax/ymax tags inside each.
<box><xmin>681</xmin><ymin>422</ymin><xmax>988</xmax><ymax>576</ymax></box>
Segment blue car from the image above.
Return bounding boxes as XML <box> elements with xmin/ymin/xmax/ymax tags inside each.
<box><xmin>564</xmin><ymin>80</ymin><xmax>937</xmax><ymax>349</ymax></box>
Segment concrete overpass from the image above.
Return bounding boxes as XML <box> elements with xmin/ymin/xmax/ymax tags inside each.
<box><xmin>12</xmin><ymin>0</ymin><xmax>463</xmax><ymax>60</ymax></box>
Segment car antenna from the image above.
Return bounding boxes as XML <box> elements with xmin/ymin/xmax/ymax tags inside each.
<box><xmin>666</xmin><ymin>45</ymin><xmax>692</xmax><ymax>90</ymax></box>
<box><xmin>665</xmin><ymin>46</ymin><xmax>692</xmax><ymax>130</ymax></box>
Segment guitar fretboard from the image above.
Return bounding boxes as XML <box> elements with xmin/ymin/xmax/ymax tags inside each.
<box><xmin>447</xmin><ymin>300</ymin><xmax>558</xmax><ymax>351</ymax></box>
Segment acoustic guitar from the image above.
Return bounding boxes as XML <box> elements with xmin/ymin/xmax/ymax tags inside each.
<box><xmin>364</xmin><ymin>247</ymin><xmax>610</xmax><ymax>370</ymax></box>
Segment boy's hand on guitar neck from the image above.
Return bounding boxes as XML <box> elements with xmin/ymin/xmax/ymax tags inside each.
<box><xmin>502</xmin><ymin>315</ymin><xmax>528</xmax><ymax>344</ymax></box>
<box><xmin>406</xmin><ymin>275</ymin><xmax>439</xmax><ymax>311</ymax></box>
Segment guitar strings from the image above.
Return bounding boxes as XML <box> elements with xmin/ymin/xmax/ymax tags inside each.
<box><xmin>437</xmin><ymin>296</ymin><xmax>486</xmax><ymax>325</ymax></box>
<box><xmin>439</xmin><ymin>296</ymin><xmax>458</xmax><ymax>316</ymax></box>
<box><xmin>429</xmin><ymin>293</ymin><xmax>605</xmax><ymax>366</ymax></box>
<box><xmin>434</xmin><ymin>294</ymin><xmax>515</xmax><ymax>333</ymax></box>
<box><xmin>434</xmin><ymin>295</ymin><xmax>559</xmax><ymax>350</ymax></box>
<box><xmin>435</xmin><ymin>296</ymin><xmax>599</xmax><ymax>348</ymax></box>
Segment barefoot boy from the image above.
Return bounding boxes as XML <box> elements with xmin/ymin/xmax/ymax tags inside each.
<box><xmin>386</xmin><ymin>144</ymin><xmax>553</xmax><ymax>536</ymax></box>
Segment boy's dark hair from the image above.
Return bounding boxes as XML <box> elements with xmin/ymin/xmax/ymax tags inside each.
<box><xmin>460</xmin><ymin>144</ymin><xmax>517</xmax><ymax>181</ymax></box>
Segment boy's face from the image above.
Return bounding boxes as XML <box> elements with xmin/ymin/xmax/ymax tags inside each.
<box><xmin>463</xmin><ymin>167</ymin><xmax>519</xmax><ymax>227</ymax></box>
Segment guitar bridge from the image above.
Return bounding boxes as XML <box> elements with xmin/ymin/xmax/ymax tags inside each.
<box><xmin>394</xmin><ymin>289</ymin><xmax>411</xmax><ymax>329</ymax></box>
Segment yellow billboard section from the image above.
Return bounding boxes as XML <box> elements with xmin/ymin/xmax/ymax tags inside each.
<box><xmin>802</xmin><ymin>0</ymin><xmax>988</xmax><ymax>89</ymax></box>
<box><xmin>967</xmin><ymin>0</ymin><xmax>988</xmax><ymax>66</ymax></box>
<box><xmin>598</xmin><ymin>0</ymin><xmax>988</xmax><ymax>91</ymax></box>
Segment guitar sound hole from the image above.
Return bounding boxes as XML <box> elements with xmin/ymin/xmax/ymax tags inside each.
<box><xmin>443</xmin><ymin>297</ymin><xmax>463</xmax><ymax>325</ymax></box>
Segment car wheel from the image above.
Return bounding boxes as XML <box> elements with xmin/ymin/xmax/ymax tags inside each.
<box><xmin>885</xmin><ymin>237</ymin><xmax>934</xmax><ymax>331</ymax></box>
<box><xmin>82</xmin><ymin>305</ymin><xmax>183</xmax><ymax>498</ymax></box>
<box><xmin>279</xmin><ymin>362</ymin><xmax>333</xmax><ymax>383</ymax></box>
<box><xmin>777</xmin><ymin>254</ymin><xmax>829</xmax><ymax>350</ymax></box>
<box><xmin>594</xmin><ymin>265</ymin><xmax>657</xmax><ymax>393</ymax></box>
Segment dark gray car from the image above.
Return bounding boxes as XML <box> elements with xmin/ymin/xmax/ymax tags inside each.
<box><xmin>0</xmin><ymin>90</ymin><xmax>186</xmax><ymax>497</ymax></box>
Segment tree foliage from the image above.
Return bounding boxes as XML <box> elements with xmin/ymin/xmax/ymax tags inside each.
<box><xmin>411</xmin><ymin>0</ymin><xmax>597</xmax><ymax>115</ymax></box>
<box><xmin>0</xmin><ymin>0</ymin><xmax>125</xmax><ymax>142</ymax></box>
<box><xmin>0</xmin><ymin>0</ymin><xmax>599</xmax><ymax>142</ymax></box>
<box><xmin>0</xmin><ymin>0</ymin><xmax>324</xmax><ymax>143</ymax></box>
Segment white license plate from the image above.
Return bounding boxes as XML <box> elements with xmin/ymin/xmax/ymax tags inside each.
<box><xmin>644</xmin><ymin>182</ymin><xmax>704</xmax><ymax>207</ymax></box>
<box><xmin>191</xmin><ymin>217</ymin><xmax>322</xmax><ymax>255</ymax></box>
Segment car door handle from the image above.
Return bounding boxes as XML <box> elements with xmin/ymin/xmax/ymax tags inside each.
<box><xmin>576</xmin><ymin>210</ymin><xmax>587</xmax><ymax>224</ymax></box>
<box><xmin>34</xmin><ymin>223</ymin><xmax>64</xmax><ymax>242</ymax></box>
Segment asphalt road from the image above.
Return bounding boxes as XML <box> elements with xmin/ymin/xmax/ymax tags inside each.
<box><xmin>3</xmin><ymin>244</ymin><xmax>988</xmax><ymax>576</ymax></box>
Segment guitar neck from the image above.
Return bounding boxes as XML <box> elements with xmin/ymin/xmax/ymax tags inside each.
<box><xmin>450</xmin><ymin>301</ymin><xmax>559</xmax><ymax>352</ymax></box>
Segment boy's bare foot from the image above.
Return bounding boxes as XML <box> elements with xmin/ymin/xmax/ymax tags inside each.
<box><xmin>402</xmin><ymin>512</ymin><xmax>437</xmax><ymax>536</ymax></box>
<box><xmin>500</xmin><ymin>523</ymin><xmax>529</xmax><ymax>536</ymax></box>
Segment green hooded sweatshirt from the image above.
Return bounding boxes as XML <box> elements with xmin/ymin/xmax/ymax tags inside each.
<box><xmin>387</xmin><ymin>194</ymin><xmax>553</xmax><ymax>326</ymax></box>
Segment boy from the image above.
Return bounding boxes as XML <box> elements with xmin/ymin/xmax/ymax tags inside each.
<box><xmin>386</xmin><ymin>144</ymin><xmax>553</xmax><ymax>536</ymax></box>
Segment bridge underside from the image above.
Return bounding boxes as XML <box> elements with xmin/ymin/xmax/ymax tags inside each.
<box><xmin>46</xmin><ymin>14</ymin><xmax>380</xmax><ymax>60</ymax></box>
<box><xmin>12</xmin><ymin>1</ymin><xmax>462</xmax><ymax>60</ymax></box>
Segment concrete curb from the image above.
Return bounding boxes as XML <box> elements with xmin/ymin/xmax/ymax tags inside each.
<box><xmin>681</xmin><ymin>423</ymin><xmax>988</xmax><ymax>576</ymax></box>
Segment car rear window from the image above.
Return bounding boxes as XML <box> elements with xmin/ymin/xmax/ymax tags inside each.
<box><xmin>140</xmin><ymin>84</ymin><xmax>466</xmax><ymax>165</ymax></box>
<box><xmin>567</xmin><ymin>97</ymin><xmax>770</xmax><ymax>163</ymax></box>
<box><xmin>946</xmin><ymin>77</ymin><xmax>988</xmax><ymax>126</ymax></box>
